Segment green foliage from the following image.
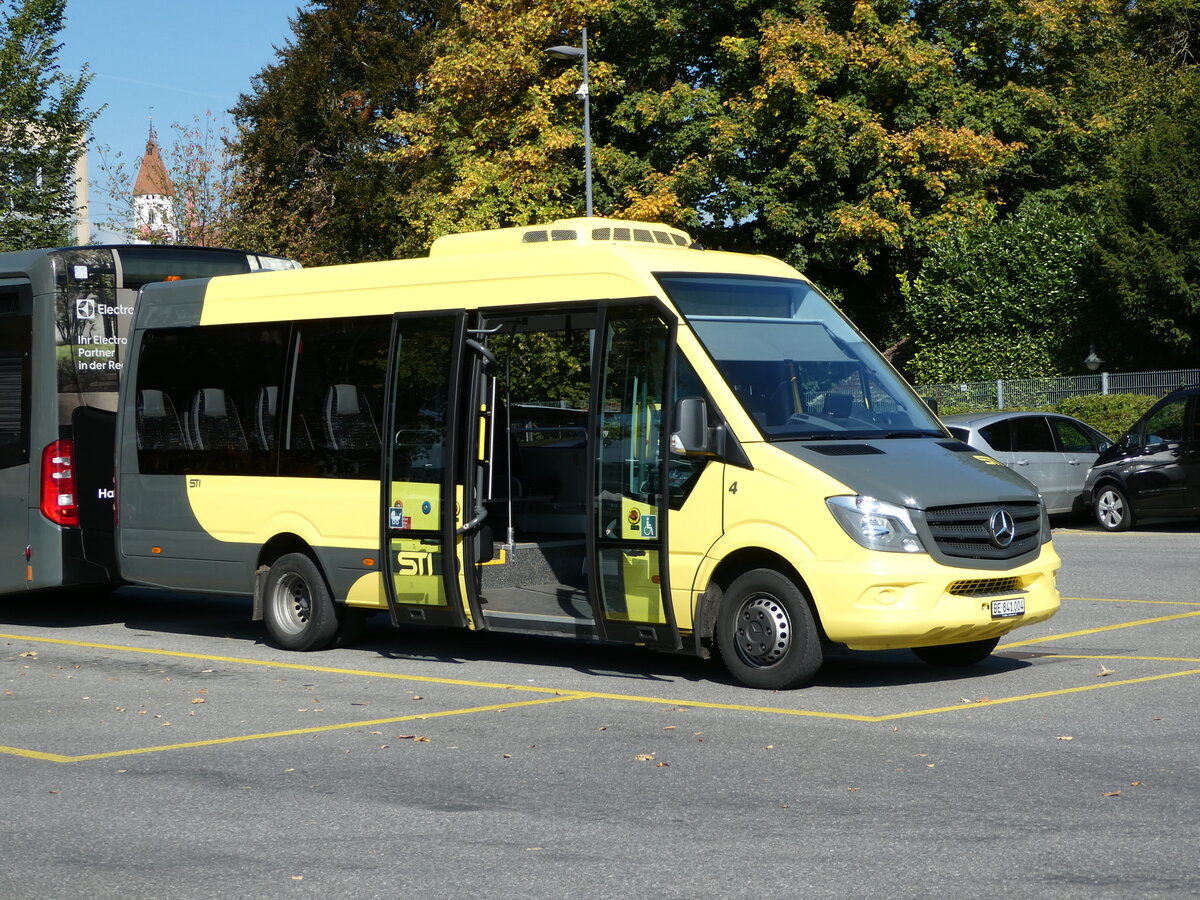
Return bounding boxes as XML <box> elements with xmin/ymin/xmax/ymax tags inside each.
<box><xmin>1052</xmin><ymin>393</ymin><xmax>1159</xmax><ymax>440</ymax></box>
<box><xmin>903</xmin><ymin>203</ymin><xmax>1097</xmax><ymax>383</ymax></box>
<box><xmin>224</xmin><ymin>0</ymin><xmax>1200</xmax><ymax>380</ymax></box>
<box><xmin>1090</xmin><ymin>68</ymin><xmax>1200</xmax><ymax>368</ymax></box>
<box><xmin>0</xmin><ymin>0</ymin><xmax>97</xmax><ymax>250</ymax></box>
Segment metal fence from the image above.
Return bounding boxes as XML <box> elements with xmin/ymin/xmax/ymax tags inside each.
<box><xmin>916</xmin><ymin>368</ymin><xmax>1200</xmax><ymax>414</ymax></box>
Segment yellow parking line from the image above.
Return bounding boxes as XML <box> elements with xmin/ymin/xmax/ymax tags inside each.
<box><xmin>5</xmin><ymin>617</ymin><xmax>1200</xmax><ymax>760</ymax></box>
<box><xmin>1061</xmin><ymin>596</ymin><xmax>1200</xmax><ymax>606</ymax></box>
<box><xmin>0</xmin><ymin>632</ymin><xmax>568</xmax><ymax>696</ymax></box>
<box><xmin>873</xmin><ymin>669</ymin><xmax>1200</xmax><ymax>720</ymax></box>
<box><xmin>999</xmin><ymin>609</ymin><xmax>1200</xmax><ymax>648</ymax></box>
<box><xmin>0</xmin><ymin>695</ymin><xmax>583</xmax><ymax>764</ymax></box>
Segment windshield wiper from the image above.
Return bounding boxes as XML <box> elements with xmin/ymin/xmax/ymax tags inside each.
<box><xmin>882</xmin><ymin>430</ymin><xmax>943</xmax><ymax>439</ymax></box>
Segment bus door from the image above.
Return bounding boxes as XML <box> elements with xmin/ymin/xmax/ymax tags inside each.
<box><xmin>381</xmin><ymin>312</ymin><xmax>474</xmax><ymax>629</ymax></box>
<box><xmin>0</xmin><ymin>284</ymin><xmax>32</xmax><ymax>592</ymax></box>
<box><xmin>590</xmin><ymin>304</ymin><xmax>682</xmax><ymax>650</ymax></box>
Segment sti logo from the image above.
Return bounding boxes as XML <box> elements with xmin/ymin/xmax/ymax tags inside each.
<box><xmin>75</xmin><ymin>298</ymin><xmax>96</xmax><ymax>320</ymax></box>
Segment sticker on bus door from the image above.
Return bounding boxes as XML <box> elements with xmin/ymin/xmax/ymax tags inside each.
<box><xmin>623</xmin><ymin>499</ymin><xmax>658</xmax><ymax>539</ymax></box>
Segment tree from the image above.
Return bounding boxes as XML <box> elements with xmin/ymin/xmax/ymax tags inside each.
<box><xmin>95</xmin><ymin>113</ymin><xmax>238</xmax><ymax>246</ymax></box>
<box><xmin>0</xmin><ymin>0</ymin><xmax>97</xmax><ymax>250</ymax></box>
<box><xmin>380</xmin><ymin>0</ymin><xmax>613</xmax><ymax>251</ymax></box>
<box><xmin>382</xmin><ymin>0</ymin><xmax>1022</xmax><ymax>340</ymax></box>
<box><xmin>1091</xmin><ymin>68</ymin><xmax>1200</xmax><ymax>368</ymax></box>
<box><xmin>226</xmin><ymin>0</ymin><xmax>459</xmax><ymax>265</ymax></box>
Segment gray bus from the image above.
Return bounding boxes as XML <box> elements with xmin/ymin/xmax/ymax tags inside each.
<box><xmin>0</xmin><ymin>244</ymin><xmax>299</xmax><ymax>594</ymax></box>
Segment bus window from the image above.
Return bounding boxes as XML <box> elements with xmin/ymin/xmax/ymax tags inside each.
<box><xmin>659</xmin><ymin>274</ymin><xmax>943</xmax><ymax>440</ymax></box>
<box><xmin>134</xmin><ymin>324</ymin><xmax>288</xmax><ymax>476</ymax></box>
<box><xmin>282</xmin><ymin>317</ymin><xmax>388</xmax><ymax>480</ymax></box>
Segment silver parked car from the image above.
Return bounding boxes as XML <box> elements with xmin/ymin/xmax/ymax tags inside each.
<box><xmin>942</xmin><ymin>412</ymin><xmax>1113</xmax><ymax>515</ymax></box>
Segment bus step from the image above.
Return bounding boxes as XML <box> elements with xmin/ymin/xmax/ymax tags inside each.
<box><xmin>481</xmin><ymin>609</ymin><xmax>599</xmax><ymax>641</ymax></box>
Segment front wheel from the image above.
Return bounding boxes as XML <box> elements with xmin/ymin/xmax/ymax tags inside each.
<box><xmin>263</xmin><ymin>553</ymin><xmax>340</xmax><ymax>651</ymax></box>
<box><xmin>911</xmin><ymin>637</ymin><xmax>999</xmax><ymax>667</ymax></box>
<box><xmin>1094</xmin><ymin>485</ymin><xmax>1134</xmax><ymax>532</ymax></box>
<box><xmin>717</xmin><ymin>568</ymin><xmax>823</xmax><ymax>689</ymax></box>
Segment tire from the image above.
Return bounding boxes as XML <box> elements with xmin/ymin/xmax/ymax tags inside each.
<box><xmin>263</xmin><ymin>553</ymin><xmax>340</xmax><ymax>651</ymax></box>
<box><xmin>1094</xmin><ymin>484</ymin><xmax>1134</xmax><ymax>532</ymax></box>
<box><xmin>717</xmin><ymin>568</ymin><xmax>823</xmax><ymax>689</ymax></box>
<box><xmin>911</xmin><ymin>637</ymin><xmax>999</xmax><ymax>667</ymax></box>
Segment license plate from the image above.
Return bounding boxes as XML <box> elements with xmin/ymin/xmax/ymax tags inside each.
<box><xmin>991</xmin><ymin>597</ymin><xmax>1025</xmax><ymax>618</ymax></box>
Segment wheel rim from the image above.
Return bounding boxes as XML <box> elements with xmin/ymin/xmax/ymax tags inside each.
<box><xmin>733</xmin><ymin>594</ymin><xmax>791</xmax><ymax>668</ymax></box>
<box><xmin>270</xmin><ymin>572</ymin><xmax>312</xmax><ymax>636</ymax></box>
<box><xmin>1097</xmin><ymin>489</ymin><xmax>1124</xmax><ymax>528</ymax></box>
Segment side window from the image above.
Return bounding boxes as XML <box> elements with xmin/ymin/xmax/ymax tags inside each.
<box><xmin>1009</xmin><ymin>416</ymin><xmax>1056</xmax><ymax>453</ymax></box>
<box><xmin>1052</xmin><ymin>419</ymin><xmax>1097</xmax><ymax>453</ymax></box>
<box><xmin>977</xmin><ymin>420</ymin><xmax>1011</xmax><ymax>452</ymax></box>
<box><xmin>0</xmin><ymin>309</ymin><xmax>31</xmax><ymax>470</ymax></box>
<box><xmin>135</xmin><ymin>324</ymin><xmax>288</xmax><ymax>475</ymax></box>
<box><xmin>280</xmin><ymin>317</ymin><xmax>388</xmax><ymax>479</ymax></box>
<box><xmin>1141</xmin><ymin>398</ymin><xmax>1187</xmax><ymax>445</ymax></box>
<box><xmin>668</xmin><ymin>353</ymin><xmax>714</xmax><ymax>509</ymax></box>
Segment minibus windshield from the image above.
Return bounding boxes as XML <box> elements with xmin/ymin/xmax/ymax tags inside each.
<box><xmin>658</xmin><ymin>273</ymin><xmax>944</xmax><ymax>441</ymax></box>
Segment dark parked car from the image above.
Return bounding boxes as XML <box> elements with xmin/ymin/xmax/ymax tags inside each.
<box><xmin>1084</xmin><ymin>387</ymin><xmax>1200</xmax><ymax>531</ymax></box>
<box><xmin>942</xmin><ymin>411</ymin><xmax>1112</xmax><ymax>515</ymax></box>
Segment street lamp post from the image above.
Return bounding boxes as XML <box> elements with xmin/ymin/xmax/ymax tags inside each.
<box><xmin>545</xmin><ymin>28</ymin><xmax>593</xmax><ymax>217</ymax></box>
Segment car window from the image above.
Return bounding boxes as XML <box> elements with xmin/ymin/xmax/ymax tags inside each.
<box><xmin>1052</xmin><ymin>419</ymin><xmax>1097</xmax><ymax>453</ymax></box>
<box><xmin>1140</xmin><ymin>398</ymin><xmax>1187</xmax><ymax>445</ymax></box>
<box><xmin>977</xmin><ymin>420</ymin><xmax>1011</xmax><ymax>451</ymax></box>
<box><xmin>1009</xmin><ymin>416</ymin><xmax>1056</xmax><ymax>453</ymax></box>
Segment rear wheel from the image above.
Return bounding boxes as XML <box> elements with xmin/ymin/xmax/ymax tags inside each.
<box><xmin>1094</xmin><ymin>484</ymin><xmax>1134</xmax><ymax>532</ymax></box>
<box><xmin>263</xmin><ymin>553</ymin><xmax>339</xmax><ymax>651</ymax></box>
<box><xmin>911</xmin><ymin>637</ymin><xmax>1000</xmax><ymax>667</ymax></box>
<box><xmin>717</xmin><ymin>568</ymin><xmax>823</xmax><ymax>689</ymax></box>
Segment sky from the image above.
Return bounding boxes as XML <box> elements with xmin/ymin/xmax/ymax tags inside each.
<box><xmin>58</xmin><ymin>0</ymin><xmax>306</xmax><ymax>239</ymax></box>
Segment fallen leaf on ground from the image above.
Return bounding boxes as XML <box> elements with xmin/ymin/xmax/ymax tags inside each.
<box><xmin>1097</xmin><ymin>665</ymin><xmax>1114</xmax><ymax>677</ymax></box>
<box><xmin>1104</xmin><ymin>791</ymin><xmax>1122</xmax><ymax>798</ymax></box>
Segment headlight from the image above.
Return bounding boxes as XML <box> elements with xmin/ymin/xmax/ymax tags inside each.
<box><xmin>826</xmin><ymin>495</ymin><xmax>926</xmax><ymax>554</ymax></box>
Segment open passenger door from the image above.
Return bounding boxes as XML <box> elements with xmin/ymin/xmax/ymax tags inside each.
<box><xmin>589</xmin><ymin>304</ymin><xmax>682</xmax><ymax>650</ymax></box>
<box><xmin>380</xmin><ymin>312</ymin><xmax>473</xmax><ymax>628</ymax></box>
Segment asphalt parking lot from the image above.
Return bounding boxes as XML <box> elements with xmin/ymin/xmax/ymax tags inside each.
<box><xmin>2</xmin><ymin>522</ymin><xmax>1198</xmax><ymax>899</ymax></box>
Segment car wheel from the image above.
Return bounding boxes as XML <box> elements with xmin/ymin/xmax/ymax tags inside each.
<box><xmin>717</xmin><ymin>568</ymin><xmax>823</xmax><ymax>689</ymax></box>
<box><xmin>1094</xmin><ymin>484</ymin><xmax>1134</xmax><ymax>532</ymax></box>
<box><xmin>911</xmin><ymin>637</ymin><xmax>1000</xmax><ymax>667</ymax></box>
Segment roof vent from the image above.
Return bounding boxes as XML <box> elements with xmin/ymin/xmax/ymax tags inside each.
<box><xmin>429</xmin><ymin>218</ymin><xmax>696</xmax><ymax>257</ymax></box>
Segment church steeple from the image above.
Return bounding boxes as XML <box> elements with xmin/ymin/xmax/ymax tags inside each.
<box><xmin>132</xmin><ymin>123</ymin><xmax>176</xmax><ymax>242</ymax></box>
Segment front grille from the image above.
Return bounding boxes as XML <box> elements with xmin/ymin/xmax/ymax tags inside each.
<box><xmin>947</xmin><ymin>576</ymin><xmax>1022</xmax><ymax>596</ymax></box>
<box><xmin>925</xmin><ymin>502</ymin><xmax>1041</xmax><ymax>560</ymax></box>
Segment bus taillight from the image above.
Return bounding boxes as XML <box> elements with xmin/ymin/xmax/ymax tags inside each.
<box><xmin>40</xmin><ymin>440</ymin><xmax>80</xmax><ymax>527</ymax></box>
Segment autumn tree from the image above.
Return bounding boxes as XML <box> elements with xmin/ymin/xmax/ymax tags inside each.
<box><xmin>381</xmin><ymin>1</ymin><xmax>1023</xmax><ymax>340</ymax></box>
<box><xmin>0</xmin><ymin>0</ymin><xmax>96</xmax><ymax>250</ymax></box>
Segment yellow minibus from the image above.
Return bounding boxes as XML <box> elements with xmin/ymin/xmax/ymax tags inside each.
<box><xmin>115</xmin><ymin>219</ymin><xmax>1059</xmax><ymax>688</ymax></box>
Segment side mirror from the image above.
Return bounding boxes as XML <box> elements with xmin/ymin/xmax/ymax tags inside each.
<box><xmin>923</xmin><ymin>395</ymin><xmax>939</xmax><ymax>414</ymax></box>
<box><xmin>671</xmin><ymin>396</ymin><xmax>709</xmax><ymax>454</ymax></box>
